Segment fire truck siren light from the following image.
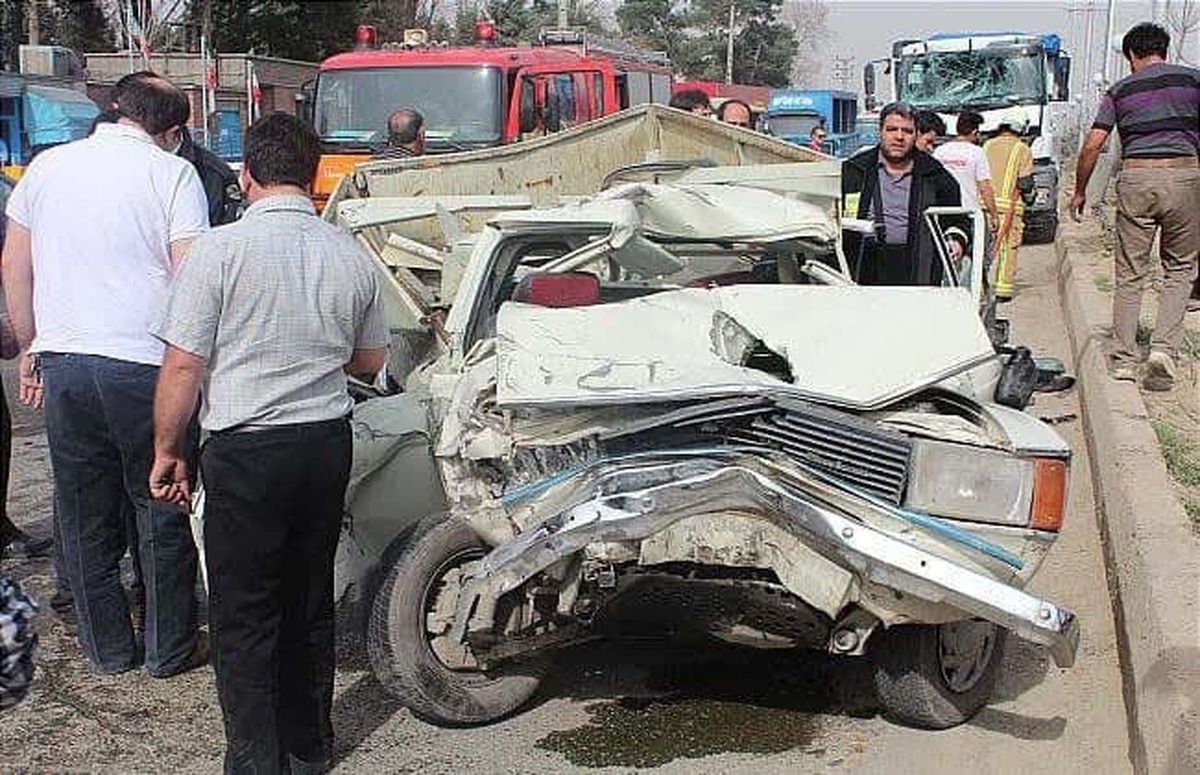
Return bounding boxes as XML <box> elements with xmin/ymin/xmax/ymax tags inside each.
<box><xmin>355</xmin><ymin>25</ymin><xmax>378</xmax><ymax>50</ymax></box>
<box><xmin>475</xmin><ymin>19</ymin><xmax>497</xmax><ymax>45</ymax></box>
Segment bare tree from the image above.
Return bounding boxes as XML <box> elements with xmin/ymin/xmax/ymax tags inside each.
<box><xmin>1163</xmin><ymin>0</ymin><xmax>1200</xmax><ymax>64</ymax></box>
<box><xmin>780</xmin><ymin>0</ymin><xmax>827</xmax><ymax>87</ymax></box>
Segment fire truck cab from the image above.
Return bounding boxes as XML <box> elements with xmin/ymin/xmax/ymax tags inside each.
<box><xmin>306</xmin><ymin>25</ymin><xmax>672</xmax><ymax>204</ymax></box>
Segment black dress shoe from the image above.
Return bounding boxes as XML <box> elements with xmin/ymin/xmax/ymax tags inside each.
<box><xmin>4</xmin><ymin>531</ymin><xmax>53</xmax><ymax>558</ymax></box>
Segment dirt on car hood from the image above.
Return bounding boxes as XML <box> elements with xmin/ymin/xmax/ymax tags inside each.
<box><xmin>496</xmin><ymin>285</ymin><xmax>997</xmax><ymax>411</ymax></box>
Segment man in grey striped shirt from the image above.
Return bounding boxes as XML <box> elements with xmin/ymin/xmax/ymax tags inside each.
<box><xmin>150</xmin><ymin>113</ymin><xmax>387</xmax><ymax>773</ymax></box>
<box><xmin>1073</xmin><ymin>22</ymin><xmax>1199</xmax><ymax>391</ymax></box>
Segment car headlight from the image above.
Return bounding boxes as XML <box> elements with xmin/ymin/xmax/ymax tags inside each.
<box><xmin>904</xmin><ymin>440</ymin><xmax>1067</xmax><ymax>531</ymax></box>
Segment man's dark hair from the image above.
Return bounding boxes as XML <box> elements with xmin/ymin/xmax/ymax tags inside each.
<box><xmin>669</xmin><ymin>88</ymin><xmax>711</xmax><ymax>112</ymax></box>
<box><xmin>915</xmin><ymin>110</ymin><xmax>946</xmax><ymax>137</ymax></box>
<box><xmin>115</xmin><ymin>74</ymin><xmax>189</xmax><ymax>135</ymax></box>
<box><xmin>810</xmin><ymin>122</ymin><xmax>827</xmax><ymax>138</ymax></box>
<box><xmin>1122</xmin><ymin>22</ymin><xmax>1169</xmax><ymax>60</ymax></box>
<box><xmin>109</xmin><ymin>70</ymin><xmax>157</xmax><ymax>110</ymax></box>
<box><xmin>244</xmin><ymin>112</ymin><xmax>321</xmax><ymax>188</ymax></box>
<box><xmin>716</xmin><ymin>98</ymin><xmax>751</xmax><ymax>122</ymax></box>
<box><xmin>387</xmin><ymin>108</ymin><xmax>424</xmax><ymax>146</ymax></box>
<box><xmin>878</xmin><ymin>101</ymin><xmax>915</xmax><ymax>127</ymax></box>
<box><xmin>956</xmin><ymin>111</ymin><xmax>984</xmax><ymax>136</ymax></box>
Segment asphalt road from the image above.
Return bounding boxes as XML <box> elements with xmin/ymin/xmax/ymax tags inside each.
<box><xmin>0</xmin><ymin>242</ymin><xmax>1131</xmax><ymax>773</ymax></box>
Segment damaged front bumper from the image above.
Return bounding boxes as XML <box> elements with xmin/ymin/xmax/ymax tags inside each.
<box><xmin>455</xmin><ymin>453</ymin><xmax>1079</xmax><ymax>668</ymax></box>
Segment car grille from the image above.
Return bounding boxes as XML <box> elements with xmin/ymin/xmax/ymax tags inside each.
<box><xmin>603</xmin><ymin>395</ymin><xmax>914</xmax><ymax>505</ymax></box>
<box><xmin>722</xmin><ymin>398</ymin><xmax>912</xmax><ymax>504</ymax></box>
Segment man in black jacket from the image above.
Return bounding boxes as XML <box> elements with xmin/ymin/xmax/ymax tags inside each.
<box><xmin>176</xmin><ymin>125</ymin><xmax>243</xmax><ymax>226</ymax></box>
<box><xmin>842</xmin><ymin>102</ymin><xmax>961</xmax><ymax>286</ymax></box>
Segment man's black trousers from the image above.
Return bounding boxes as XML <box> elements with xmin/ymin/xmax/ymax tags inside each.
<box><xmin>201</xmin><ymin>418</ymin><xmax>351</xmax><ymax>775</ymax></box>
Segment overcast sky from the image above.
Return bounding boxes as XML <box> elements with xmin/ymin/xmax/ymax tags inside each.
<box><xmin>815</xmin><ymin>0</ymin><xmax>1162</xmax><ymax>95</ymax></box>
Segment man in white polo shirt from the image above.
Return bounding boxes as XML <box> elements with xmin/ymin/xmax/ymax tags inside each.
<box><xmin>1</xmin><ymin>74</ymin><xmax>209</xmax><ymax>677</ymax></box>
<box><xmin>933</xmin><ymin>111</ymin><xmax>1000</xmax><ymax>236</ymax></box>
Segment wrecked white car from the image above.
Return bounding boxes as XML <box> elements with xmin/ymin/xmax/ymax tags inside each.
<box><xmin>337</xmin><ymin>171</ymin><xmax>1078</xmax><ymax>731</ymax></box>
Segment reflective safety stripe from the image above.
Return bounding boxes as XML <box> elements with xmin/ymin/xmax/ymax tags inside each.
<box><xmin>996</xmin><ymin>141</ymin><xmax>1026</xmax><ymax>216</ymax></box>
<box><xmin>843</xmin><ymin>191</ymin><xmax>861</xmax><ymax>218</ymax></box>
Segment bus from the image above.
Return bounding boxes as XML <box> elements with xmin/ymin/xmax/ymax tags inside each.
<box><xmin>305</xmin><ymin>24</ymin><xmax>673</xmax><ymax>206</ymax></box>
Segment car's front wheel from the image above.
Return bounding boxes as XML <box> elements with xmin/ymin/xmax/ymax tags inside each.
<box><xmin>872</xmin><ymin>621</ymin><xmax>1006</xmax><ymax>729</ymax></box>
<box><xmin>366</xmin><ymin>514</ymin><xmax>545</xmax><ymax>725</ymax></box>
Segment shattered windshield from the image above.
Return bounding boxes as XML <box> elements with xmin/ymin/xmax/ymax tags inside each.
<box><xmin>898</xmin><ymin>50</ymin><xmax>1045</xmax><ymax>111</ymax></box>
<box><xmin>315</xmin><ymin>66</ymin><xmax>503</xmax><ymax>151</ymax></box>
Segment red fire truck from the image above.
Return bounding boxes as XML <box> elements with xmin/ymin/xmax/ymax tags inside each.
<box><xmin>307</xmin><ymin>24</ymin><xmax>672</xmax><ymax>204</ymax></box>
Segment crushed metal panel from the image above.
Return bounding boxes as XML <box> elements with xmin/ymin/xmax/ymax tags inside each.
<box><xmin>598</xmin><ymin>182</ymin><xmax>838</xmax><ymax>244</ymax></box>
<box><xmin>496</xmin><ymin>286</ymin><xmax>997</xmax><ymax>411</ymax></box>
<box><xmin>349</xmin><ymin>105</ymin><xmax>821</xmax><ymax>207</ymax></box>
<box><xmin>636</xmin><ymin>513</ymin><xmax>856</xmax><ymax>618</ymax></box>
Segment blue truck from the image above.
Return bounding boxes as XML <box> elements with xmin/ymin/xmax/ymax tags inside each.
<box><xmin>761</xmin><ymin>89</ymin><xmax>860</xmax><ymax>157</ymax></box>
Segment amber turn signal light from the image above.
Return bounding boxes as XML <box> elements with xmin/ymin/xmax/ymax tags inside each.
<box><xmin>1031</xmin><ymin>458</ymin><xmax>1068</xmax><ymax>531</ymax></box>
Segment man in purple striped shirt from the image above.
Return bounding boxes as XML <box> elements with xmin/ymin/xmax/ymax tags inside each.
<box><xmin>1072</xmin><ymin>22</ymin><xmax>1199</xmax><ymax>391</ymax></box>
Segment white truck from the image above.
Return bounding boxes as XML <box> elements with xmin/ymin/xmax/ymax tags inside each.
<box><xmin>865</xmin><ymin>32</ymin><xmax>1077</xmax><ymax>244</ymax></box>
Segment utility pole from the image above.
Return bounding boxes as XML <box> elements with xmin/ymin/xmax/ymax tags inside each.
<box><xmin>26</xmin><ymin>0</ymin><xmax>38</xmax><ymax>46</ymax></box>
<box><xmin>125</xmin><ymin>0</ymin><xmax>135</xmax><ymax>73</ymax></box>
<box><xmin>201</xmin><ymin>0</ymin><xmax>213</xmax><ymax>150</ymax></box>
<box><xmin>831</xmin><ymin>56</ymin><xmax>855</xmax><ymax>90</ymax></box>
<box><xmin>1083</xmin><ymin>1</ymin><xmax>1096</xmax><ymax>109</ymax></box>
<box><xmin>725</xmin><ymin>3</ymin><xmax>735</xmax><ymax>84</ymax></box>
<box><xmin>1102</xmin><ymin>0</ymin><xmax>1118</xmax><ymax>88</ymax></box>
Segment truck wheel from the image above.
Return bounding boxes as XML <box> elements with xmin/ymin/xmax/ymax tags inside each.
<box><xmin>367</xmin><ymin>514</ymin><xmax>546</xmax><ymax>725</ymax></box>
<box><xmin>1023</xmin><ymin>216</ymin><xmax>1058</xmax><ymax>245</ymax></box>
<box><xmin>872</xmin><ymin>621</ymin><xmax>1006</xmax><ymax>729</ymax></box>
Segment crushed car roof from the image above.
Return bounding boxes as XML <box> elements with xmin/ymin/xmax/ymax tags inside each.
<box><xmin>488</xmin><ymin>182</ymin><xmax>839</xmax><ymax>245</ymax></box>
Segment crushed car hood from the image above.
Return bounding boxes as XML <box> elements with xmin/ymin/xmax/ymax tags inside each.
<box><xmin>496</xmin><ymin>286</ymin><xmax>996</xmax><ymax>411</ymax></box>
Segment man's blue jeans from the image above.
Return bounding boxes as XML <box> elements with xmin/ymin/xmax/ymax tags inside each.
<box><xmin>40</xmin><ymin>353</ymin><xmax>198</xmax><ymax>675</ymax></box>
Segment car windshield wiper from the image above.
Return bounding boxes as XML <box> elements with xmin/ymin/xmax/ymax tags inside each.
<box><xmin>320</xmin><ymin>140</ymin><xmax>383</xmax><ymax>155</ymax></box>
<box><xmin>426</xmin><ymin>139</ymin><xmax>472</xmax><ymax>152</ymax></box>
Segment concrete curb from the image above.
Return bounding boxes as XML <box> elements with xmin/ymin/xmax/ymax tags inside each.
<box><xmin>1056</xmin><ymin>240</ymin><xmax>1199</xmax><ymax>774</ymax></box>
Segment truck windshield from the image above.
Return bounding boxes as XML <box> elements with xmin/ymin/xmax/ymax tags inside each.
<box><xmin>315</xmin><ymin>66</ymin><xmax>503</xmax><ymax>151</ymax></box>
<box><xmin>766</xmin><ymin>114</ymin><xmax>824</xmax><ymax>137</ymax></box>
<box><xmin>899</xmin><ymin>51</ymin><xmax>1045</xmax><ymax>111</ymax></box>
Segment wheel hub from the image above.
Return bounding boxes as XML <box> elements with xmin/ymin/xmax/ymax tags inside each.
<box><xmin>937</xmin><ymin>620</ymin><xmax>997</xmax><ymax>694</ymax></box>
<box><xmin>423</xmin><ymin>553</ymin><xmax>482</xmax><ymax>671</ymax></box>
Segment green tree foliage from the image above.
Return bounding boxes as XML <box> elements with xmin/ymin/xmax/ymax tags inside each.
<box><xmin>47</xmin><ymin>0</ymin><xmax>115</xmax><ymax>52</ymax></box>
<box><xmin>683</xmin><ymin>0</ymin><xmax>797</xmax><ymax>86</ymax></box>
<box><xmin>458</xmin><ymin>0</ymin><xmax>606</xmax><ymax>46</ymax></box>
<box><xmin>616</xmin><ymin>0</ymin><xmax>684</xmax><ymax>62</ymax></box>
<box><xmin>618</xmin><ymin>0</ymin><xmax>811</xmax><ymax>88</ymax></box>
<box><xmin>7</xmin><ymin>0</ymin><xmax>115</xmax><ymax>55</ymax></box>
<box><xmin>193</xmin><ymin>0</ymin><xmax>361</xmax><ymax>61</ymax></box>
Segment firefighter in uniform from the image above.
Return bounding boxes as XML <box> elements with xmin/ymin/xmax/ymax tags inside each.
<box><xmin>983</xmin><ymin>110</ymin><xmax>1036</xmax><ymax>301</ymax></box>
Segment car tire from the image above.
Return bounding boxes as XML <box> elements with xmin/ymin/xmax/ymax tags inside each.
<box><xmin>1022</xmin><ymin>216</ymin><xmax>1058</xmax><ymax>245</ymax></box>
<box><xmin>872</xmin><ymin>621</ymin><xmax>1006</xmax><ymax>730</ymax></box>
<box><xmin>366</xmin><ymin>513</ymin><xmax>546</xmax><ymax>725</ymax></box>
